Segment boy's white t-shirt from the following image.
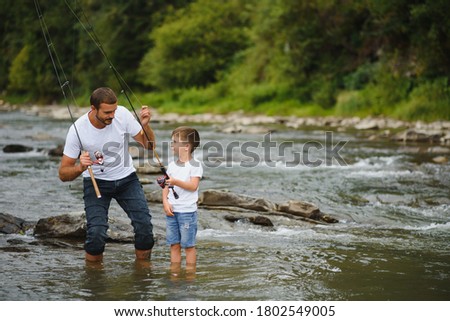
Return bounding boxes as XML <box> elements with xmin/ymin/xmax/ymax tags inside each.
<box><xmin>167</xmin><ymin>159</ymin><xmax>203</xmax><ymax>212</ymax></box>
<box><xmin>63</xmin><ymin>105</ymin><xmax>141</xmax><ymax>181</ymax></box>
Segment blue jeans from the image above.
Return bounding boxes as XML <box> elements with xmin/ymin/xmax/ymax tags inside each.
<box><xmin>166</xmin><ymin>211</ymin><xmax>198</xmax><ymax>248</ymax></box>
<box><xmin>83</xmin><ymin>172</ymin><xmax>154</xmax><ymax>255</ymax></box>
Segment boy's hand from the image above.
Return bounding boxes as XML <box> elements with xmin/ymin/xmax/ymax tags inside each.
<box><xmin>165</xmin><ymin>176</ymin><xmax>177</xmax><ymax>186</ymax></box>
<box><xmin>163</xmin><ymin>201</ymin><xmax>174</xmax><ymax>216</ymax></box>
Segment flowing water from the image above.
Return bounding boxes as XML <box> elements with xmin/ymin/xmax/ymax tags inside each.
<box><xmin>1</xmin><ymin>109</ymin><xmax>449</xmax><ymax>301</ymax></box>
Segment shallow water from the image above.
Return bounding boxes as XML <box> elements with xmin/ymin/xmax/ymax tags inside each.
<box><xmin>1</xmin><ymin>110</ymin><xmax>449</xmax><ymax>300</ymax></box>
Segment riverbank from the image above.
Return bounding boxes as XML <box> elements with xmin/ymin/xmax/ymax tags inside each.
<box><xmin>2</xmin><ymin>101</ymin><xmax>450</xmax><ymax>147</ymax></box>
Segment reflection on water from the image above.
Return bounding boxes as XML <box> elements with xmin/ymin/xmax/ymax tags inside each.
<box><xmin>0</xmin><ymin>110</ymin><xmax>449</xmax><ymax>300</ymax></box>
<box><xmin>74</xmin><ymin>245</ymin><xmax>200</xmax><ymax>301</ymax></box>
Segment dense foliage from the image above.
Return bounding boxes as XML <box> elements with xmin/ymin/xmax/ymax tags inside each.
<box><xmin>1</xmin><ymin>0</ymin><xmax>449</xmax><ymax>120</ymax></box>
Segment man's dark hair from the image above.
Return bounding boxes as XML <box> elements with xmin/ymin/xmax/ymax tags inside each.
<box><xmin>90</xmin><ymin>87</ymin><xmax>117</xmax><ymax>109</ymax></box>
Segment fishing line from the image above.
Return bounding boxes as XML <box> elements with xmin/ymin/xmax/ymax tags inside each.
<box><xmin>63</xmin><ymin>1</ymin><xmax>143</xmax><ymax>128</ymax></box>
<box><xmin>63</xmin><ymin>0</ymin><xmax>165</xmax><ymax>164</ymax></box>
<box><xmin>34</xmin><ymin>0</ymin><xmax>101</xmax><ymax>198</ymax></box>
<box><xmin>64</xmin><ymin>0</ymin><xmax>178</xmax><ymax>198</ymax></box>
<box><xmin>34</xmin><ymin>0</ymin><xmax>81</xmax><ymax>146</ymax></box>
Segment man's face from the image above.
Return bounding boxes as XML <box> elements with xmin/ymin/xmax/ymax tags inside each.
<box><xmin>94</xmin><ymin>102</ymin><xmax>117</xmax><ymax>125</ymax></box>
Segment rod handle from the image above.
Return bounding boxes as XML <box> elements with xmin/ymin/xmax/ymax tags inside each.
<box><xmin>88</xmin><ymin>166</ymin><xmax>101</xmax><ymax>198</ymax></box>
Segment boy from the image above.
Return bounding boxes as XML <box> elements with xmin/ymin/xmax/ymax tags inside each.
<box><xmin>162</xmin><ymin>126</ymin><xmax>202</xmax><ymax>267</ymax></box>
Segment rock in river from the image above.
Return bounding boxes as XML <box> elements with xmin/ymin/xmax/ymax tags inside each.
<box><xmin>198</xmin><ymin>190</ymin><xmax>338</xmax><ymax>224</ymax></box>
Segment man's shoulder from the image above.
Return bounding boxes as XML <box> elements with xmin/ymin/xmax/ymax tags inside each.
<box><xmin>116</xmin><ymin>105</ymin><xmax>130</xmax><ymax>115</ymax></box>
<box><xmin>115</xmin><ymin>105</ymin><xmax>137</xmax><ymax>126</ymax></box>
<box><xmin>72</xmin><ymin>112</ymin><xmax>89</xmax><ymax>129</ymax></box>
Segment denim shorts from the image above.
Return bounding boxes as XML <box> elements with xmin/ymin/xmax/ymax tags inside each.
<box><xmin>83</xmin><ymin>172</ymin><xmax>154</xmax><ymax>255</ymax></box>
<box><xmin>166</xmin><ymin>211</ymin><xmax>198</xmax><ymax>248</ymax></box>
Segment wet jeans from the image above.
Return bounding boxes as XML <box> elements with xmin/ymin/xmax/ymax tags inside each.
<box><xmin>83</xmin><ymin>172</ymin><xmax>154</xmax><ymax>255</ymax></box>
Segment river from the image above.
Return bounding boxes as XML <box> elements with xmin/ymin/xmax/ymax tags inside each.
<box><xmin>0</xmin><ymin>109</ymin><xmax>449</xmax><ymax>301</ymax></box>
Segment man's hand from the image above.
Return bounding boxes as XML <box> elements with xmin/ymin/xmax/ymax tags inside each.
<box><xmin>134</xmin><ymin>105</ymin><xmax>155</xmax><ymax>150</ymax></box>
<box><xmin>79</xmin><ymin>151</ymin><xmax>93</xmax><ymax>172</ymax></box>
<box><xmin>140</xmin><ymin>106</ymin><xmax>151</xmax><ymax>126</ymax></box>
<box><xmin>59</xmin><ymin>152</ymin><xmax>92</xmax><ymax>182</ymax></box>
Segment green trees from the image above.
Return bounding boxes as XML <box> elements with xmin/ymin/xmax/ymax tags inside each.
<box><xmin>139</xmin><ymin>0</ymin><xmax>251</xmax><ymax>89</ymax></box>
<box><xmin>334</xmin><ymin>0</ymin><xmax>450</xmax><ymax>119</ymax></box>
<box><xmin>1</xmin><ymin>0</ymin><xmax>448</xmax><ymax>120</ymax></box>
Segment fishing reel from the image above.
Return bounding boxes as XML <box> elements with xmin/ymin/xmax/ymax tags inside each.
<box><xmin>156</xmin><ymin>176</ymin><xmax>167</xmax><ymax>188</ymax></box>
<box><xmin>157</xmin><ymin>175</ymin><xmax>179</xmax><ymax>199</ymax></box>
<box><xmin>93</xmin><ymin>151</ymin><xmax>104</xmax><ymax>172</ymax></box>
<box><xmin>94</xmin><ymin>151</ymin><xmax>104</xmax><ymax>164</ymax></box>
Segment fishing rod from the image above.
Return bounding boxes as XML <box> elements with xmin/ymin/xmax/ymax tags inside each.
<box><xmin>64</xmin><ymin>0</ymin><xmax>178</xmax><ymax>199</ymax></box>
<box><xmin>34</xmin><ymin>0</ymin><xmax>101</xmax><ymax>198</ymax></box>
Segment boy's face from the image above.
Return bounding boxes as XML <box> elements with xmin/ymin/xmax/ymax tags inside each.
<box><xmin>171</xmin><ymin>134</ymin><xmax>190</xmax><ymax>156</ymax></box>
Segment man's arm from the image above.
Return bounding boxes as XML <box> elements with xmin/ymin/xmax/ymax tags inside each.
<box><xmin>134</xmin><ymin>124</ymin><xmax>156</xmax><ymax>150</ymax></box>
<box><xmin>58</xmin><ymin>152</ymin><xmax>92</xmax><ymax>182</ymax></box>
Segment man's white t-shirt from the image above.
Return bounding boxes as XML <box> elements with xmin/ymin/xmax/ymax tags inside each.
<box><xmin>63</xmin><ymin>105</ymin><xmax>141</xmax><ymax>181</ymax></box>
<box><xmin>167</xmin><ymin>159</ymin><xmax>203</xmax><ymax>212</ymax></box>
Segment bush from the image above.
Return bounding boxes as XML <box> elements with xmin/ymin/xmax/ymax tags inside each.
<box><xmin>335</xmin><ymin>90</ymin><xmax>368</xmax><ymax>116</ymax></box>
<box><xmin>7</xmin><ymin>46</ymin><xmax>34</xmax><ymax>92</ymax></box>
<box><xmin>393</xmin><ymin>77</ymin><xmax>450</xmax><ymax>121</ymax></box>
<box><xmin>343</xmin><ymin>63</ymin><xmax>376</xmax><ymax>90</ymax></box>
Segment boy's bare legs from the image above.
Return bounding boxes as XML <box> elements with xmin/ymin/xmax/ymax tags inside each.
<box><xmin>185</xmin><ymin>247</ymin><xmax>197</xmax><ymax>281</ymax></box>
<box><xmin>185</xmin><ymin>246</ymin><xmax>196</xmax><ymax>265</ymax></box>
<box><xmin>170</xmin><ymin>244</ymin><xmax>182</xmax><ymax>263</ymax></box>
<box><xmin>170</xmin><ymin>262</ymin><xmax>182</xmax><ymax>279</ymax></box>
<box><xmin>170</xmin><ymin>244</ymin><xmax>182</xmax><ymax>278</ymax></box>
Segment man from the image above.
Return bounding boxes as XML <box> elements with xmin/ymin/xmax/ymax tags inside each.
<box><xmin>59</xmin><ymin>87</ymin><xmax>155</xmax><ymax>262</ymax></box>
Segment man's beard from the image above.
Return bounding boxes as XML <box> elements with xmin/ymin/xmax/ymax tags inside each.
<box><xmin>95</xmin><ymin>113</ymin><xmax>113</xmax><ymax>125</ymax></box>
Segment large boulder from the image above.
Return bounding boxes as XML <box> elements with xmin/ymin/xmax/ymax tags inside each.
<box><xmin>34</xmin><ymin>212</ymin><xmax>86</xmax><ymax>239</ymax></box>
<box><xmin>277</xmin><ymin>200</ymin><xmax>338</xmax><ymax>223</ymax></box>
<box><xmin>3</xmin><ymin>144</ymin><xmax>33</xmax><ymax>153</ymax></box>
<box><xmin>0</xmin><ymin>213</ymin><xmax>35</xmax><ymax>234</ymax></box>
<box><xmin>198</xmin><ymin>190</ymin><xmax>278</xmax><ymax>212</ymax></box>
<box><xmin>33</xmin><ymin>212</ymin><xmax>136</xmax><ymax>242</ymax></box>
<box><xmin>198</xmin><ymin>190</ymin><xmax>338</xmax><ymax>224</ymax></box>
<box><xmin>277</xmin><ymin>200</ymin><xmax>320</xmax><ymax>217</ymax></box>
<box><xmin>224</xmin><ymin>215</ymin><xmax>274</xmax><ymax>227</ymax></box>
<box><xmin>145</xmin><ymin>190</ymin><xmax>163</xmax><ymax>203</ymax></box>
<box><xmin>48</xmin><ymin>144</ymin><xmax>64</xmax><ymax>156</ymax></box>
